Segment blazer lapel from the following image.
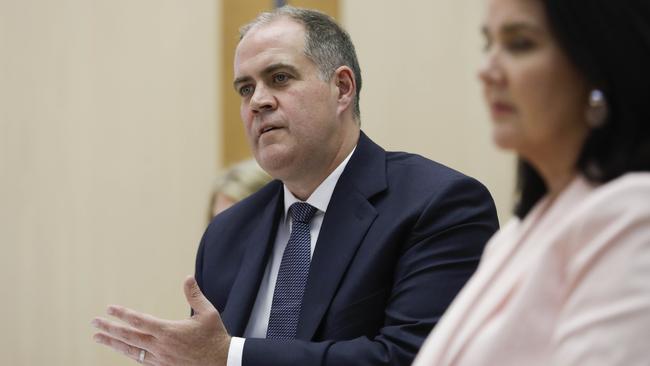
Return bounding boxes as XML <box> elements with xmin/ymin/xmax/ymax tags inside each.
<box><xmin>437</xmin><ymin>219</ymin><xmax>531</xmax><ymax>364</ymax></box>
<box><xmin>221</xmin><ymin>183</ymin><xmax>284</xmax><ymax>336</ymax></box>
<box><xmin>297</xmin><ymin>132</ymin><xmax>387</xmax><ymax>339</ymax></box>
<box><xmin>440</xmin><ymin>177</ymin><xmax>590</xmax><ymax>364</ymax></box>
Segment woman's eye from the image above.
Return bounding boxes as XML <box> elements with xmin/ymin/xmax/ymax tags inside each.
<box><xmin>506</xmin><ymin>37</ymin><xmax>535</xmax><ymax>52</ymax></box>
<box><xmin>239</xmin><ymin>85</ymin><xmax>254</xmax><ymax>97</ymax></box>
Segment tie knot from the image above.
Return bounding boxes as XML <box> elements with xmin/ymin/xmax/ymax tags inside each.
<box><xmin>290</xmin><ymin>202</ymin><xmax>317</xmax><ymax>223</ymax></box>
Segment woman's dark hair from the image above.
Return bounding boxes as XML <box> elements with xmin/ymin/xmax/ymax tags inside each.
<box><xmin>515</xmin><ymin>0</ymin><xmax>650</xmax><ymax>218</ymax></box>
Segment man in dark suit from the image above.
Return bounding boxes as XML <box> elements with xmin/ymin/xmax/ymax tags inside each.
<box><xmin>92</xmin><ymin>6</ymin><xmax>498</xmax><ymax>366</ymax></box>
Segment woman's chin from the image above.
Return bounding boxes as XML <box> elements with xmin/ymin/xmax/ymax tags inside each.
<box><xmin>491</xmin><ymin>129</ymin><xmax>518</xmax><ymax>152</ymax></box>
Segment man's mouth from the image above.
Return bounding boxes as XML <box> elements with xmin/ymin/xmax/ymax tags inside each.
<box><xmin>259</xmin><ymin>125</ymin><xmax>281</xmax><ymax>136</ymax></box>
<box><xmin>262</xmin><ymin>126</ymin><xmax>277</xmax><ymax>133</ymax></box>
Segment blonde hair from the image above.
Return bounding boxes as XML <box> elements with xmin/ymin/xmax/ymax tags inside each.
<box><xmin>208</xmin><ymin>159</ymin><xmax>272</xmax><ymax>221</ymax></box>
<box><xmin>214</xmin><ymin>159</ymin><xmax>271</xmax><ymax>201</ymax></box>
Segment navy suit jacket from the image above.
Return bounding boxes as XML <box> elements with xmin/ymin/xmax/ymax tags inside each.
<box><xmin>195</xmin><ymin>132</ymin><xmax>498</xmax><ymax>366</ymax></box>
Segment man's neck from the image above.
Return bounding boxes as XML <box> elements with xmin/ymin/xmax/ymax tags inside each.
<box><xmin>285</xmin><ymin>129</ymin><xmax>359</xmax><ymax>201</ymax></box>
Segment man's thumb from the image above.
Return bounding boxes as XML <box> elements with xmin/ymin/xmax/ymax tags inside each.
<box><xmin>183</xmin><ymin>276</ymin><xmax>213</xmax><ymax>315</ymax></box>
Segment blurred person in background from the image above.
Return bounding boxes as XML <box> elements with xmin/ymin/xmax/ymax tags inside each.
<box><xmin>413</xmin><ymin>0</ymin><xmax>650</xmax><ymax>365</ymax></box>
<box><xmin>208</xmin><ymin>158</ymin><xmax>271</xmax><ymax>221</ymax></box>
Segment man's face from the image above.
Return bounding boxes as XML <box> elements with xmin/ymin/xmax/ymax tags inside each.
<box><xmin>233</xmin><ymin>18</ymin><xmax>343</xmax><ymax>184</ymax></box>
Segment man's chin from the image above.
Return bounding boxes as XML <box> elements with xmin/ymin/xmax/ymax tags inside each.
<box><xmin>257</xmin><ymin>151</ymin><xmax>293</xmax><ymax>179</ymax></box>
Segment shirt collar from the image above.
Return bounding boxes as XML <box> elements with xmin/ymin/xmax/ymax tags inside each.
<box><xmin>282</xmin><ymin>146</ymin><xmax>356</xmax><ymax>222</ymax></box>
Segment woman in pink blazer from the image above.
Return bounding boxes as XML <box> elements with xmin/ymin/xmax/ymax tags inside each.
<box><xmin>413</xmin><ymin>0</ymin><xmax>650</xmax><ymax>365</ymax></box>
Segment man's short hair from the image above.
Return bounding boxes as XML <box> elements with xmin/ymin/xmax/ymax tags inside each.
<box><xmin>240</xmin><ymin>6</ymin><xmax>362</xmax><ymax>121</ymax></box>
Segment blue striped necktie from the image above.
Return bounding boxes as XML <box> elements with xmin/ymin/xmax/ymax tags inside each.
<box><xmin>266</xmin><ymin>202</ymin><xmax>317</xmax><ymax>339</ymax></box>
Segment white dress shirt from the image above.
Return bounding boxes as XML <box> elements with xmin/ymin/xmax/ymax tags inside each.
<box><xmin>226</xmin><ymin>148</ymin><xmax>355</xmax><ymax>366</ymax></box>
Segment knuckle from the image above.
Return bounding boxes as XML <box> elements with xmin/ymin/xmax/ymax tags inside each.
<box><xmin>97</xmin><ymin>319</ymin><xmax>111</xmax><ymax>332</ymax></box>
<box><xmin>118</xmin><ymin>342</ymin><xmax>132</xmax><ymax>355</ymax></box>
<box><xmin>158</xmin><ymin>323</ymin><xmax>173</xmax><ymax>339</ymax></box>
<box><xmin>129</xmin><ymin>315</ymin><xmax>143</xmax><ymax>329</ymax></box>
<box><xmin>95</xmin><ymin>320</ymin><xmax>109</xmax><ymax>332</ymax></box>
<box><xmin>123</xmin><ymin>343</ymin><xmax>133</xmax><ymax>354</ymax></box>
<box><xmin>96</xmin><ymin>334</ymin><xmax>109</xmax><ymax>346</ymax></box>
<box><xmin>156</xmin><ymin>349</ymin><xmax>171</xmax><ymax>364</ymax></box>
<box><xmin>119</xmin><ymin>328</ymin><xmax>132</xmax><ymax>342</ymax></box>
<box><xmin>206</xmin><ymin>310</ymin><xmax>220</xmax><ymax>322</ymax></box>
<box><xmin>102</xmin><ymin>322</ymin><xmax>113</xmax><ymax>333</ymax></box>
<box><xmin>143</xmin><ymin>334</ymin><xmax>157</xmax><ymax>350</ymax></box>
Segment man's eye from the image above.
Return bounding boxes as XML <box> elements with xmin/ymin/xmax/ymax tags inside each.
<box><xmin>239</xmin><ymin>85</ymin><xmax>254</xmax><ymax>97</ymax></box>
<box><xmin>273</xmin><ymin>73</ymin><xmax>289</xmax><ymax>84</ymax></box>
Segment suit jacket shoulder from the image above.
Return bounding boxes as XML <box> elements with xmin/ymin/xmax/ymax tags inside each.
<box><xmin>197</xmin><ymin>132</ymin><xmax>499</xmax><ymax>366</ymax></box>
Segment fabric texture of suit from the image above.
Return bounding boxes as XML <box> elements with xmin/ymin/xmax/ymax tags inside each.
<box><xmin>413</xmin><ymin>173</ymin><xmax>650</xmax><ymax>366</ymax></box>
<box><xmin>195</xmin><ymin>132</ymin><xmax>498</xmax><ymax>366</ymax></box>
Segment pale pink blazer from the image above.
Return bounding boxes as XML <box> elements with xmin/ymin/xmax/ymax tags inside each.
<box><xmin>413</xmin><ymin>173</ymin><xmax>650</xmax><ymax>366</ymax></box>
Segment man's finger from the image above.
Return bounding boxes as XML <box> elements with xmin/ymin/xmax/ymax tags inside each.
<box><xmin>94</xmin><ymin>332</ymin><xmax>158</xmax><ymax>365</ymax></box>
<box><xmin>183</xmin><ymin>276</ymin><xmax>215</xmax><ymax>315</ymax></box>
<box><xmin>92</xmin><ymin>317</ymin><xmax>155</xmax><ymax>350</ymax></box>
<box><xmin>107</xmin><ymin>305</ymin><xmax>164</xmax><ymax>335</ymax></box>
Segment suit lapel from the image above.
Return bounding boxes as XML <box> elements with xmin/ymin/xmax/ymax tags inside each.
<box><xmin>297</xmin><ymin>132</ymin><xmax>387</xmax><ymax>339</ymax></box>
<box><xmin>221</xmin><ymin>183</ymin><xmax>284</xmax><ymax>336</ymax></box>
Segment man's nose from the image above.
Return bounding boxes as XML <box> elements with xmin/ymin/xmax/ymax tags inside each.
<box><xmin>250</xmin><ymin>84</ymin><xmax>277</xmax><ymax>113</ymax></box>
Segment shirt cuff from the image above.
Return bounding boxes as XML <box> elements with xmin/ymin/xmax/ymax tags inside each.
<box><xmin>227</xmin><ymin>337</ymin><xmax>245</xmax><ymax>366</ymax></box>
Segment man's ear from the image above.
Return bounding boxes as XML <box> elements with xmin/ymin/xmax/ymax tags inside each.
<box><xmin>333</xmin><ymin>66</ymin><xmax>356</xmax><ymax>111</ymax></box>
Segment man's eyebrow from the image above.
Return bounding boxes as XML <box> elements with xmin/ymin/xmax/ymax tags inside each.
<box><xmin>263</xmin><ymin>62</ymin><xmax>299</xmax><ymax>76</ymax></box>
<box><xmin>233</xmin><ymin>63</ymin><xmax>299</xmax><ymax>90</ymax></box>
<box><xmin>233</xmin><ymin>76</ymin><xmax>252</xmax><ymax>90</ymax></box>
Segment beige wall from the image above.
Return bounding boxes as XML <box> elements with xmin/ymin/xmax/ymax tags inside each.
<box><xmin>0</xmin><ymin>0</ymin><xmax>220</xmax><ymax>365</ymax></box>
<box><xmin>342</xmin><ymin>0</ymin><xmax>515</xmax><ymax>223</ymax></box>
<box><xmin>0</xmin><ymin>1</ymin><xmax>514</xmax><ymax>365</ymax></box>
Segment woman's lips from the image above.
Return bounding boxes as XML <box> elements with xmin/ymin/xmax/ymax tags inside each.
<box><xmin>490</xmin><ymin>102</ymin><xmax>516</xmax><ymax>117</ymax></box>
